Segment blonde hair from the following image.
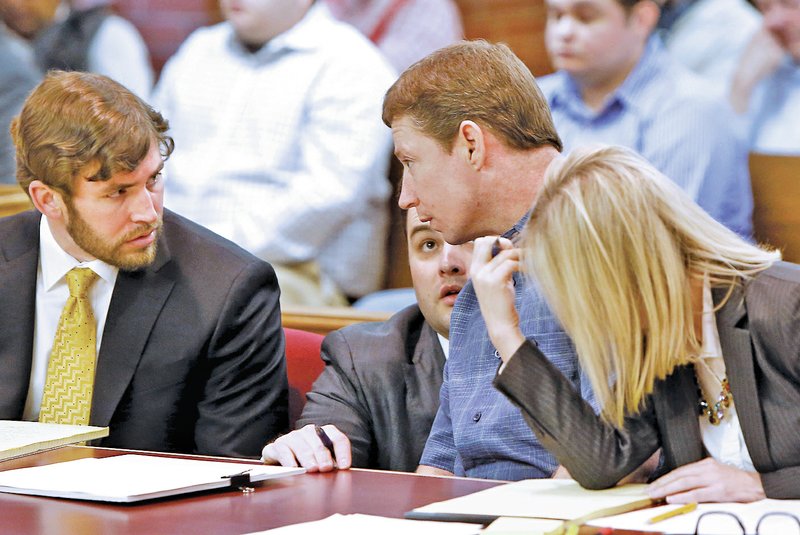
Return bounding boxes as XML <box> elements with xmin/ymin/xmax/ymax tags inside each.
<box><xmin>523</xmin><ymin>145</ymin><xmax>779</xmax><ymax>427</ymax></box>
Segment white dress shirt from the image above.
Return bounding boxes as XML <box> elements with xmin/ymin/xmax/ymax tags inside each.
<box><xmin>23</xmin><ymin>218</ymin><xmax>118</xmax><ymax>421</ymax></box>
<box><xmin>697</xmin><ymin>281</ymin><xmax>755</xmax><ymax>472</ymax></box>
<box><xmin>437</xmin><ymin>333</ymin><xmax>449</xmax><ymax>360</ymax></box>
<box><xmin>153</xmin><ymin>3</ymin><xmax>395</xmax><ymax>297</ymax></box>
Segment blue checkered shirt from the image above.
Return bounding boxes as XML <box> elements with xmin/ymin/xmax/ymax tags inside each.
<box><xmin>420</xmin><ymin>220</ymin><xmax>596</xmax><ymax>480</ymax></box>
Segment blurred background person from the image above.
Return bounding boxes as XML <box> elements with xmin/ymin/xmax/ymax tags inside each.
<box><xmin>325</xmin><ymin>0</ymin><xmax>463</xmax><ymax>72</ymax></box>
<box><xmin>32</xmin><ymin>0</ymin><xmax>153</xmax><ymax>99</ymax></box>
<box><xmin>657</xmin><ymin>0</ymin><xmax>761</xmax><ymax>89</ymax></box>
<box><xmin>0</xmin><ymin>5</ymin><xmax>42</xmax><ymax>184</ymax></box>
<box><xmin>539</xmin><ymin>0</ymin><xmax>753</xmax><ymax>238</ymax></box>
<box><xmin>731</xmin><ymin>0</ymin><xmax>800</xmax><ymax>155</ymax></box>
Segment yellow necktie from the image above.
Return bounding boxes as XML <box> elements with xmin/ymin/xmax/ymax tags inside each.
<box><xmin>39</xmin><ymin>268</ymin><xmax>100</xmax><ymax>425</ymax></box>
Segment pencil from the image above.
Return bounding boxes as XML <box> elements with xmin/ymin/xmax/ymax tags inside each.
<box><xmin>647</xmin><ymin>502</ymin><xmax>697</xmax><ymax>524</ymax></box>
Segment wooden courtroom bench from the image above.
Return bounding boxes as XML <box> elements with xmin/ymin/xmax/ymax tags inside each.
<box><xmin>749</xmin><ymin>153</ymin><xmax>800</xmax><ymax>263</ymax></box>
<box><xmin>0</xmin><ymin>184</ymin><xmax>31</xmax><ymax>218</ymax></box>
<box><xmin>281</xmin><ymin>305</ymin><xmax>392</xmax><ymax>337</ymax></box>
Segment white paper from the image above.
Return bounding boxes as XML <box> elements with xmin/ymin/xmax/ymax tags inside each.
<box><xmin>0</xmin><ymin>454</ymin><xmax>304</xmax><ymax>502</ymax></box>
<box><xmin>588</xmin><ymin>499</ymin><xmax>800</xmax><ymax>534</ymax></box>
<box><xmin>249</xmin><ymin>514</ymin><xmax>481</xmax><ymax>534</ymax></box>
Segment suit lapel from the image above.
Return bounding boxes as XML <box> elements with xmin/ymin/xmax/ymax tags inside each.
<box><xmin>90</xmin><ymin>234</ymin><xmax>175</xmax><ymax>426</ymax></box>
<box><xmin>658</xmin><ymin>367</ymin><xmax>705</xmax><ymax>467</ymax></box>
<box><xmin>713</xmin><ymin>284</ymin><xmax>774</xmax><ymax>472</ymax></box>
<box><xmin>0</xmin><ymin>212</ymin><xmax>40</xmax><ymax>418</ymax></box>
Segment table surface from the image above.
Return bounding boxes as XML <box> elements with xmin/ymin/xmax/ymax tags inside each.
<box><xmin>0</xmin><ymin>446</ymin><xmax>503</xmax><ymax>535</ymax></box>
<box><xmin>0</xmin><ymin>446</ymin><xmax>658</xmax><ymax>535</ymax></box>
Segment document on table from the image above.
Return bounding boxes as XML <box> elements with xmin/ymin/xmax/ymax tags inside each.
<box><xmin>0</xmin><ymin>454</ymin><xmax>305</xmax><ymax>503</ymax></box>
<box><xmin>406</xmin><ymin>479</ymin><xmax>652</xmax><ymax>524</ymax></box>
<box><xmin>248</xmin><ymin>514</ymin><xmax>482</xmax><ymax>534</ymax></box>
<box><xmin>0</xmin><ymin>420</ymin><xmax>109</xmax><ymax>461</ymax></box>
<box><xmin>588</xmin><ymin>499</ymin><xmax>800</xmax><ymax>534</ymax></box>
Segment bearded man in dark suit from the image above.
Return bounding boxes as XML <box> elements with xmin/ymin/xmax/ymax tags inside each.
<box><xmin>0</xmin><ymin>71</ymin><xmax>287</xmax><ymax>458</ymax></box>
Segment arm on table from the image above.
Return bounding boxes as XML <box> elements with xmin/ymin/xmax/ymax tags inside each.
<box><xmin>196</xmin><ymin>260</ymin><xmax>288</xmax><ymax>458</ymax></box>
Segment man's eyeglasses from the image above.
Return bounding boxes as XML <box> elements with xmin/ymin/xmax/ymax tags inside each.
<box><xmin>694</xmin><ymin>511</ymin><xmax>800</xmax><ymax>535</ymax></box>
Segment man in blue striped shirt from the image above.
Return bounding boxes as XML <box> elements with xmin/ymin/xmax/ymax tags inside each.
<box><xmin>383</xmin><ymin>40</ymin><xmax>598</xmax><ymax>480</ymax></box>
<box><xmin>540</xmin><ymin>0</ymin><xmax>753</xmax><ymax>238</ymax></box>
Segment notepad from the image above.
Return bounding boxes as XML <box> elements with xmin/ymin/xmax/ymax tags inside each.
<box><xmin>0</xmin><ymin>420</ymin><xmax>109</xmax><ymax>461</ymax></box>
<box><xmin>0</xmin><ymin>454</ymin><xmax>305</xmax><ymax>502</ymax></box>
<box><xmin>406</xmin><ymin>479</ymin><xmax>653</xmax><ymax>526</ymax></box>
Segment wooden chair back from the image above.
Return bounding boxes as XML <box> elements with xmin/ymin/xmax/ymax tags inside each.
<box><xmin>749</xmin><ymin>153</ymin><xmax>800</xmax><ymax>263</ymax></box>
<box><xmin>0</xmin><ymin>185</ymin><xmax>32</xmax><ymax>219</ymax></box>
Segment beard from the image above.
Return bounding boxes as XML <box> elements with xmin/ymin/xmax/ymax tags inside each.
<box><xmin>65</xmin><ymin>202</ymin><xmax>162</xmax><ymax>271</ymax></box>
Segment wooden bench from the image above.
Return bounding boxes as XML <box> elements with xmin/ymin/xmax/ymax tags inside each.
<box><xmin>0</xmin><ymin>184</ymin><xmax>31</xmax><ymax>219</ymax></box>
<box><xmin>749</xmin><ymin>153</ymin><xmax>800</xmax><ymax>263</ymax></box>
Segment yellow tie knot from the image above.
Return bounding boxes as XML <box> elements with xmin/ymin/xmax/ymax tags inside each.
<box><xmin>66</xmin><ymin>268</ymin><xmax>99</xmax><ymax>298</ymax></box>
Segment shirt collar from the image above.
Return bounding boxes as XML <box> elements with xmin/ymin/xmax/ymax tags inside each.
<box><xmin>226</xmin><ymin>2</ymin><xmax>328</xmax><ymax>59</ymax></box>
<box><xmin>437</xmin><ymin>333</ymin><xmax>450</xmax><ymax>359</ymax></box>
<box><xmin>39</xmin><ymin>217</ymin><xmax>118</xmax><ymax>292</ymax></box>
<box><xmin>549</xmin><ymin>34</ymin><xmax>663</xmax><ymax>116</ymax></box>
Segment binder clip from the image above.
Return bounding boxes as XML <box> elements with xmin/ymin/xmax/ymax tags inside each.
<box><xmin>222</xmin><ymin>468</ymin><xmax>255</xmax><ymax>494</ymax></box>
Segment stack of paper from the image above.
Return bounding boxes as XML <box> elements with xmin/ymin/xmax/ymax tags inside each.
<box><xmin>0</xmin><ymin>454</ymin><xmax>305</xmax><ymax>502</ymax></box>
<box><xmin>407</xmin><ymin>479</ymin><xmax>653</xmax><ymax>525</ymax></box>
<box><xmin>0</xmin><ymin>420</ymin><xmax>109</xmax><ymax>461</ymax></box>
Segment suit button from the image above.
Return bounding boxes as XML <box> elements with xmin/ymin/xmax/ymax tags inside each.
<box><xmin>473</xmin><ymin>412</ymin><xmax>482</xmax><ymax>422</ymax></box>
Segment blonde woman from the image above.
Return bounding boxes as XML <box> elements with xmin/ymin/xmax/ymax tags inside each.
<box><xmin>472</xmin><ymin>145</ymin><xmax>800</xmax><ymax>502</ymax></box>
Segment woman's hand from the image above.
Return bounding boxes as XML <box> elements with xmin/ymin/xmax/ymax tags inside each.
<box><xmin>471</xmin><ymin>236</ymin><xmax>526</xmax><ymax>362</ymax></box>
<box><xmin>647</xmin><ymin>458</ymin><xmax>766</xmax><ymax>503</ymax></box>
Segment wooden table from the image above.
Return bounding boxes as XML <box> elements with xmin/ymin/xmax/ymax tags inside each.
<box><xmin>0</xmin><ymin>447</ymin><xmax>659</xmax><ymax>535</ymax></box>
<box><xmin>0</xmin><ymin>446</ymin><xmax>501</xmax><ymax>534</ymax></box>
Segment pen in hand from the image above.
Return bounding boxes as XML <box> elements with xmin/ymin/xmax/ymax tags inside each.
<box><xmin>315</xmin><ymin>425</ymin><xmax>337</xmax><ymax>466</ymax></box>
<box><xmin>491</xmin><ymin>238</ymin><xmax>502</xmax><ymax>258</ymax></box>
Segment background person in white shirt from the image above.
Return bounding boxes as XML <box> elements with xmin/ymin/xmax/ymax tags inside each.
<box><xmin>153</xmin><ymin>0</ymin><xmax>396</xmax><ymax>306</ymax></box>
<box><xmin>730</xmin><ymin>0</ymin><xmax>800</xmax><ymax>154</ymax></box>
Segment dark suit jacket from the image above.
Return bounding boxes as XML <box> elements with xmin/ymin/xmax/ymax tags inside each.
<box><xmin>297</xmin><ymin>304</ymin><xmax>445</xmax><ymax>472</ymax></box>
<box><xmin>495</xmin><ymin>262</ymin><xmax>800</xmax><ymax>499</ymax></box>
<box><xmin>0</xmin><ymin>210</ymin><xmax>288</xmax><ymax>458</ymax></box>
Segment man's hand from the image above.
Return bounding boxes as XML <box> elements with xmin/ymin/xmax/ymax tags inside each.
<box><xmin>730</xmin><ymin>26</ymin><xmax>786</xmax><ymax>113</ymax></box>
<box><xmin>647</xmin><ymin>458</ymin><xmax>766</xmax><ymax>503</ymax></box>
<box><xmin>470</xmin><ymin>236</ymin><xmax>525</xmax><ymax>362</ymax></box>
<box><xmin>261</xmin><ymin>424</ymin><xmax>352</xmax><ymax>472</ymax></box>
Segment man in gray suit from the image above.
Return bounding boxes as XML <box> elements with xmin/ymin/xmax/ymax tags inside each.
<box><xmin>1</xmin><ymin>71</ymin><xmax>287</xmax><ymax>458</ymax></box>
<box><xmin>261</xmin><ymin>207</ymin><xmax>472</xmax><ymax>472</ymax></box>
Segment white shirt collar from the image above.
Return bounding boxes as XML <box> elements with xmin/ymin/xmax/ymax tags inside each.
<box><xmin>39</xmin><ymin>217</ymin><xmax>118</xmax><ymax>291</ymax></box>
<box><xmin>437</xmin><ymin>333</ymin><xmax>449</xmax><ymax>360</ymax></box>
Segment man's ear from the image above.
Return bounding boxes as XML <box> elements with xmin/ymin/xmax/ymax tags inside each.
<box><xmin>28</xmin><ymin>180</ymin><xmax>66</xmax><ymax>220</ymax></box>
<box><xmin>457</xmin><ymin>120</ymin><xmax>486</xmax><ymax>171</ymax></box>
<box><xmin>629</xmin><ymin>0</ymin><xmax>660</xmax><ymax>38</ymax></box>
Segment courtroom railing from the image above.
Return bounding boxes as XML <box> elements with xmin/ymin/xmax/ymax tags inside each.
<box><xmin>281</xmin><ymin>305</ymin><xmax>392</xmax><ymax>336</ymax></box>
<box><xmin>0</xmin><ymin>184</ymin><xmax>31</xmax><ymax>219</ymax></box>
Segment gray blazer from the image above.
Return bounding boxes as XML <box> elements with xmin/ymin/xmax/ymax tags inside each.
<box><xmin>297</xmin><ymin>304</ymin><xmax>445</xmax><ymax>472</ymax></box>
<box><xmin>0</xmin><ymin>210</ymin><xmax>288</xmax><ymax>458</ymax></box>
<box><xmin>495</xmin><ymin>262</ymin><xmax>800</xmax><ymax>499</ymax></box>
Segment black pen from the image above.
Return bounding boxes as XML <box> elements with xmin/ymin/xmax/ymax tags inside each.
<box><xmin>314</xmin><ymin>425</ymin><xmax>337</xmax><ymax>463</ymax></box>
<box><xmin>491</xmin><ymin>237</ymin><xmax>502</xmax><ymax>258</ymax></box>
